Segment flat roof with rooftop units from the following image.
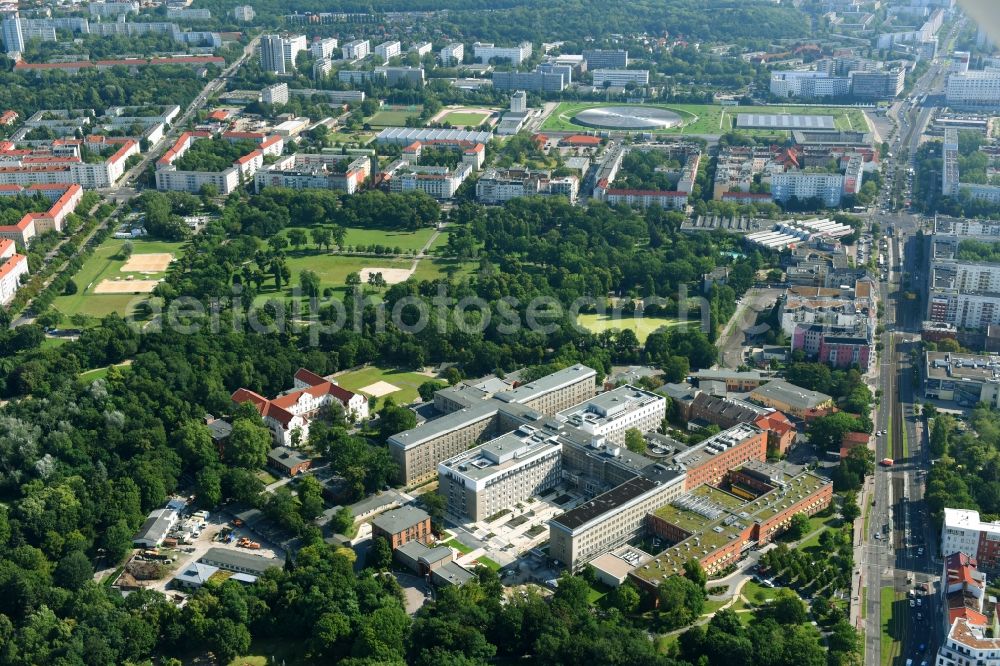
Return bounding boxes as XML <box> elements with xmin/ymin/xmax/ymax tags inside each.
<box><xmin>438</xmin><ymin>425</ymin><xmax>562</xmax><ymax>489</ymax></box>
<box><xmin>633</xmin><ymin>469</ymin><xmax>831</xmax><ymax>586</ymax></box>
<box><xmin>736</xmin><ymin>113</ymin><xmax>836</xmax><ymax>130</ymax></box>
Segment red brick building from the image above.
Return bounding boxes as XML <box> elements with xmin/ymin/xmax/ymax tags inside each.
<box><xmin>680</xmin><ymin>424</ymin><xmax>768</xmax><ymax>491</ymax></box>
<box><xmin>754</xmin><ymin>411</ymin><xmax>796</xmax><ymax>455</ymax></box>
<box><xmin>371</xmin><ymin>506</ymin><xmax>432</xmax><ymax>550</ymax></box>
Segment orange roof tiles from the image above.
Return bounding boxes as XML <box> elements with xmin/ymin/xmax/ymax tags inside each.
<box><xmin>0</xmin><ymin>252</ymin><xmax>26</xmax><ymax>280</ymax></box>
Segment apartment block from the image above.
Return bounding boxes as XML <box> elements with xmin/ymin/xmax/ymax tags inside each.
<box><xmin>935</xmin><ymin>552</ymin><xmax>1000</xmax><ymax>666</ymax></box>
<box><xmin>476</xmin><ymin>168</ymin><xmax>579</xmax><ymax>204</ymax></box>
<box><xmin>89</xmin><ymin>2</ymin><xmax>139</xmax><ymax>18</ymax></box>
<box><xmin>492</xmin><ymin>69</ymin><xmax>566</xmax><ymax>93</ymax></box>
<box><xmin>473</xmin><ymin>41</ymin><xmax>533</xmax><ymax>65</ymax></box>
<box><xmin>311</xmin><ymin>38</ymin><xmax>338</xmax><ymax>60</ymax></box>
<box><xmin>942</xmin><ymin>508</ymin><xmax>1000</xmax><ymax>569</ymax></box>
<box><xmin>261</xmin><ymin>83</ymin><xmax>289</xmax><ymax>105</ymax></box>
<box><xmin>850</xmin><ymin>69</ymin><xmax>905</xmax><ymax>100</ymax></box>
<box><xmin>582</xmin><ymin>49</ymin><xmax>627</xmax><ymax>69</ymax></box>
<box><xmin>233</xmin><ymin>5</ymin><xmax>255</xmax><ymax>21</ymax></box>
<box><xmin>439</xmin><ymin>425</ymin><xmax>562</xmax><ymax>522</ymax></box>
<box><xmin>342</xmin><ymin>39</ymin><xmax>370</xmax><ymax>60</ymax></box>
<box><xmin>439</xmin><ymin>42</ymin><xmax>464</xmax><ymax>66</ymax></box>
<box><xmin>255</xmin><ymin>153</ymin><xmax>370</xmax><ymax>195</ymax></box>
<box><xmin>591</xmin><ymin>69</ymin><xmax>649</xmax><ymax>87</ymax></box>
<box><xmin>260</xmin><ymin>34</ymin><xmax>307</xmax><ymax>75</ymax></box>
<box><xmin>0</xmin><ymin>238</ymin><xmax>28</xmax><ymax>305</ymax></box>
<box><xmin>947</xmin><ymin>70</ymin><xmax>1000</xmax><ymax>108</ymax></box>
<box><xmin>389</xmin><ymin>364</ymin><xmax>597</xmax><ymax>485</ymax></box>
<box><xmin>373</xmin><ymin>40</ymin><xmax>401</xmax><ymax>61</ymax></box>
<box><xmin>156</xmin><ymin>132</ymin><xmax>282</xmax><ymax>195</ymax></box>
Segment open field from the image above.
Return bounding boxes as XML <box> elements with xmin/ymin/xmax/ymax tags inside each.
<box><xmin>121</xmin><ymin>253</ymin><xmax>173</xmax><ymax>273</ymax></box>
<box><xmin>284</xmin><ymin>254</ymin><xmax>413</xmax><ymax>289</ymax></box>
<box><xmin>440</xmin><ymin>110</ymin><xmax>494</xmax><ymax>126</ymax></box>
<box><xmin>575</xmin><ymin>313</ymin><xmax>691</xmax><ymax>343</ymax></box>
<box><xmin>53</xmin><ymin>238</ymin><xmax>186</xmax><ymax>321</ymax></box>
<box><xmin>332</xmin><ymin>366</ymin><xmax>432</xmax><ymax>407</ymax></box>
<box><xmin>93</xmin><ymin>279</ymin><xmax>160</xmax><ymax>294</ymax></box>
<box><xmin>366</xmin><ymin>107</ymin><xmax>423</xmax><ymax>127</ymax></box>
<box><xmin>359</xmin><ymin>266</ymin><xmax>413</xmax><ymax>284</ymax></box>
<box><xmin>278</xmin><ymin>226</ymin><xmax>437</xmax><ymax>253</ymax></box>
<box><xmin>541</xmin><ymin>102</ymin><xmax>869</xmax><ymax>136</ymax></box>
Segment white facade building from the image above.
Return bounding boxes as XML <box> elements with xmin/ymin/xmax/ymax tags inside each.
<box><xmin>473</xmin><ymin>41</ymin><xmax>532</xmax><ymax>65</ymax></box>
<box><xmin>311</xmin><ymin>37</ymin><xmax>338</xmax><ymax>60</ymax></box>
<box><xmin>262</xmin><ymin>83</ymin><xmax>289</xmax><ymax>105</ymax></box>
<box><xmin>438</xmin><ymin>426</ymin><xmax>563</xmax><ymax>522</ymax></box>
<box><xmin>0</xmin><ymin>238</ymin><xmax>28</xmax><ymax>305</ymax></box>
<box><xmin>439</xmin><ymin>42</ymin><xmax>464</xmax><ymax>66</ymax></box>
<box><xmin>342</xmin><ymin>39</ymin><xmax>370</xmax><ymax>60</ymax></box>
<box><xmin>510</xmin><ymin>90</ymin><xmax>527</xmax><ymax>113</ymax></box>
<box><xmin>260</xmin><ymin>34</ymin><xmax>307</xmax><ymax>75</ymax></box>
<box><xmin>591</xmin><ymin>69</ymin><xmax>649</xmax><ymax>87</ymax></box>
<box><xmin>947</xmin><ymin>71</ymin><xmax>1000</xmax><ymax>108</ymax></box>
<box><xmin>233</xmin><ymin>5</ymin><xmax>255</xmax><ymax>22</ymax></box>
<box><xmin>374</xmin><ymin>40</ymin><xmax>400</xmax><ymax>61</ymax></box>
<box><xmin>255</xmin><ymin>153</ymin><xmax>370</xmax><ymax>195</ymax></box>
<box><xmin>2</xmin><ymin>15</ymin><xmax>24</xmax><ymax>56</ymax></box>
<box><xmin>556</xmin><ymin>385</ymin><xmax>666</xmax><ymax>445</ymax></box>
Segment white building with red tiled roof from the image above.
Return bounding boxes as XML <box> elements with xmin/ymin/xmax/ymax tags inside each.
<box><xmin>0</xmin><ymin>238</ymin><xmax>28</xmax><ymax>305</ymax></box>
<box><xmin>0</xmin><ymin>138</ymin><xmax>137</xmax><ymax>188</ymax></box>
<box><xmin>937</xmin><ymin>552</ymin><xmax>1000</xmax><ymax>666</ymax></box>
<box><xmin>156</xmin><ymin>131</ymin><xmax>283</xmax><ymax>195</ymax></box>
<box><xmin>0</xmin><ymin>183</ymin><xmax>83</xmax><ymax>246</ymax></box>
<box><xmin>231</xmin><ymin>368</ymin><xmax>369</xmax><ymax>446</ymax></box>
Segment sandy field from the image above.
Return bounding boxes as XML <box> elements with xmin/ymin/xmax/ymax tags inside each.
<box><xmin>121</xmin><ymin>253</ymin><xmax>174</xmax><ymax>273</ymax></box>
<box><xmin>93</xmin><ymin>279</ymin><xmax>160</xmax><ymax>294</ymax></box>
<box><xmin>359</xmin><ymin>381</ymin><xmax>401</xmax><ymax>397</ymax></box>
<box><xmin>360</xmin><ymin>267</ymin><xmax>413</xmax><ymax>284</ymax></box>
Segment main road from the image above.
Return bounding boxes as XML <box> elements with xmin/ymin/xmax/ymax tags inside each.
<box><xmin>862</xmin><ymin>17</ymin><xmax>963</xmax><ymax>665</ymax></box>
<box><xmin>10</xmin><ymin>35</ymin><xmax>260</xmax><ymax>328</ymax></box>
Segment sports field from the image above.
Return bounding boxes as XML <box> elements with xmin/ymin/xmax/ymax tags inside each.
<box><xmin>52</xmin><ymin>238</ymin><xmax>186</xmax><ymax>321</ymax></box>
<box><xmin>575</xmin><ymin>313</ymin><xmax>692</xmax><ymax>343</ymax></box>
<box><xmin>366</xmin><ymin>107</ymin><xmax>423</xmax><ymax>127</ymax></box>
<box><xmin>541</xmin><ymin>102</ymin><xmax>868</xmax><ymax>136</ymax></box>
<box><xmin>440</xmin><ymin>111</ymin><xmax>493</xmax><ymax>126</ymax></box>
<box><xmin>332</xmin><ymin>366</ymin><xmax>433</xmax><ymax>407</ymax></box>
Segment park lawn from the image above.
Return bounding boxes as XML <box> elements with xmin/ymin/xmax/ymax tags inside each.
<box><xmin>283</xmin><ymin>253</ymin><xmax>413</xmax><ymax>290</ymax></box>
<box><xmin>344</xmin><ymin>227</ymin><xmax>436</xmax><ymax>252</ymax></box>
<box><xmin>427</xmin><ymin>230</ymin><xmax>451</xmax><ymax>253</ymax></box>
<box><xmin>880</xmin><ymin>586</ymin><xmax>903</xmax><ymax>666</ymax></box>
<box><xmin>441</xmin><ymin>111</ymin><xmax>493</xmax><ymax>126</ymax></box>
<box><xmin>367</xmin><ymin>108</ymin><xmax>422</xmax><ymax>127</ymax></box>
<box><xmin>39</xmin><ymin>337</ymin><xmax>69</xmax><ymax>350</ymax></box>
<box><xmin>78</xmin><ymin>361</ymin><xmax>131</xmax><ymax>383</ymax></box>
<box><xmin>332</xmin><ymin>366</ymin><xmax>431</xmax><ymax>407</ymax></box>
<box><xmin>52</xmin><ymin>237</ymin><xmax>186</xmax><ymax>321</ymax></box>
<box><xmin>542</xmin><ymin>102</ymin><xmax>868</xmax><ymax>137</ymax></box>
<box><xmin>702</xmin><ymin>598</ymin><xmax>729</xmax><ymax>615</ymax></box>
<box><xmin>410</xmin><ymin>257</ymin><xmax>477</xmax><ymax>283</ymax></box>
<box><xmin>575</xmin><ymin>313</ymin><xmax>692</xmax><ymax>343</ymax></box>
<box><xmin>279</xmin><ymin>226</ymin><xmax>437</xmax><ymax>254</ymax></box>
